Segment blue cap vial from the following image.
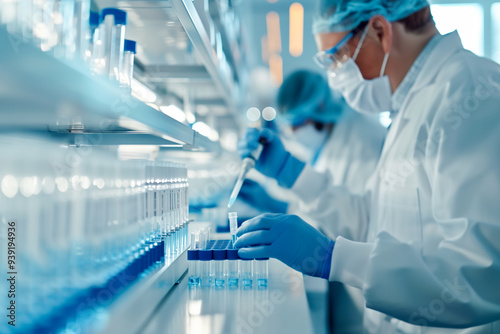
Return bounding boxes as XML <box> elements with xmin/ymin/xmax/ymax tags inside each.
<box><xmin>100</xmin><ymin>8</ymin><xmax>128</xmax><ymax>25</ymax></box>
<box><xmin>124</xmin><ymin>39</ymin><xmax>136</xmax><ymax>53</ymax></box>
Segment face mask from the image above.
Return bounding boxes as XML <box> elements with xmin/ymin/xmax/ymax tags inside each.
<box><xmin>327</xmin><ymin>26</ymin><xmax>392</xmax><ymax>114</ymax></box>
<box><xmin>289</xmin><ymin>123</ymin><xmax>329</xmax><ymax>163</ymax></box>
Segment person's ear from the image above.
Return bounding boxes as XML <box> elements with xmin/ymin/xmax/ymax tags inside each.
<box><xmin>369</xmin><ymin>15</ymin><xmax>393</xmax><ymax>54</ymax></box>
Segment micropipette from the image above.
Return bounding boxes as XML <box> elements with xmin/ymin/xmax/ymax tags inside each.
<box><xmin>227</xmin><ymin>142</ymin><xmax>264</xmax><ymax>209</ymax></box>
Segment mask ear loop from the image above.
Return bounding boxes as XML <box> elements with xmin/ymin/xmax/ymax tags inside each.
<box><xmin>352</xmin><ymin>25</ymin><xmax>370</xmax><ymax>61</ymax></box>
<box><xmin>380</xmin><ymin>52</ymin><xmax>390</xmax><ymax>77</ymax></box>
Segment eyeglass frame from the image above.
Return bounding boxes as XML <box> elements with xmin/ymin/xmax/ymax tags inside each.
<box><xmin>313</xmin><ymin>22</ymin><xmax>370</xmax><ymax>70</ymax></box>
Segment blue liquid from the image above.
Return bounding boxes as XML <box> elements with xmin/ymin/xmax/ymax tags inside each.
<box><xmin>228</xmin><ymin>278</ymin><xmax>239</xmax><ymax>287</ymax></box>
<box><xmin>188</xmin><ymin>276</ymin><xmax>200</xmax><ymax>287</ymax></box>
<box><xmin>257</xmin><ymin>279</ymin><xmax>267</xmax><ymax>288</ymax></box>
<box><xmin>215</xmin><ymin>279</ymin><xmax>225</xmax><ymax>288</ymax></box>
<box><xmin>231</xmin><ymin>234</ymin><xmax>237</xmax><ymax>245</ymax></box>
<box><xmin>242</xmin><ymin>278</ymin><xmax>252</xmax><ymax>287</ymax></box>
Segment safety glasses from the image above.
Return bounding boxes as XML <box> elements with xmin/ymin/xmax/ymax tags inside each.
<box><xmin>313</xmin><ymin>31</ymin><xmax>354</xmax><ymax>70</ymax></box>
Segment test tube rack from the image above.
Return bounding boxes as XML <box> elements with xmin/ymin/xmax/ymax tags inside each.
<box><xmin>188</xmin><ymin>240</ymin><xmax>269</xmax><ymax>289</ymax></box>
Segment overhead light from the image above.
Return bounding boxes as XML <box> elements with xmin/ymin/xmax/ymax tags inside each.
<box><xmin>192</xmin><ymin>122</ymin><xmax>219</xmax><ymax>142</ymax></box>
<box><xmin>262</xmin><ymin>107</ymin><xmax>277</xmax><ymax>121</ymax></box>
<box><xmin>246</xmin><ymin>107</ymin><xmax>261</xmax><ymax>122</ymax></box>
<box><xmin>160</xmin><ymin>105</ymin><xmax>186</xmax><ymax>123</ymax></box>
<box><xmin>289</xmin><ymin>3</ymin><xmax>304</xmax><ymax>57</ymax></box>
<box><xmin>261</xmin><ymin>36</ymin><xmax>269</xmax><ymax>63</ymax></box>
<box><xmin>131</xmin><ymin>78</ymin><xmax>157</xmax><ymax>103</ymax></box>
<box><xmin>266</xmin><ymin>12</ymin><xmax>281</xmax><ymax>54</ymax></box>
<box><xmin>269</xmin><ymin>54</ymin><xmax>283</xmax><ymax>86</ymax></box>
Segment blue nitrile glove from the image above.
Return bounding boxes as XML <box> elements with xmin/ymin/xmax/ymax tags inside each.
<box><xmin>239</xmin><ymin>179</ymin><xmax>288</xmax><ymax>214</ymax></box>
<box><xmin>237</xmin><ymin>128</ymin><xmax>306</xmax><ymax>188</ymax></box>
<box><xmin>234</xmin><ymin>214</ymin><xmax>335</xmax><ymax>279</ymax></box>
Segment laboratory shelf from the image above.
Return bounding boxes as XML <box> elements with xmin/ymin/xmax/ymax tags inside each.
<box><xmin>0</xmin><ymin>27</ymin><xmax>219</xmax><ymax>151</ymax></box>
<box><xmin>90</xmin><ymin>250</ymin><xmax>189</xmax><ymax>334</ymax></box>
<box><xmin>208</xmin><ymin>1</ymin><xmax>244</xmax><ymax>84</ymax></box>
<box><xmin>169</xmin><ymin>0</ymin><xmax>238</xmax><ymax>110</ymax></box>
<box><xmin>141</xmin><ymin>259</ymin><xmax>315</xmax><ymax>334</ymax></box>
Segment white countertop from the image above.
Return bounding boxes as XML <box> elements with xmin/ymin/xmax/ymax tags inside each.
<box><xmin>141</xmin><ymin>259</ymin><xmax>315</xmax><ymax>334</ymax></box>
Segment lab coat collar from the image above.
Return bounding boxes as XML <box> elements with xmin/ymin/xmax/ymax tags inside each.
<box><xmin>392</xmin><ymin>31</ymin><xmax>464</xmax><ymax>117</ymax></box>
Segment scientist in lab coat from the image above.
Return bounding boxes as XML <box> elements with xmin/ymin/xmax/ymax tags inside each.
<box><xmin>239</xmin><ymin>69</ymin><xmax>386</xmax><ymax>333</ymax></box>
<box><xmin>236</xmin><ymin>0</ymin><xmax>500</xmax><ymax>333</ymax></box>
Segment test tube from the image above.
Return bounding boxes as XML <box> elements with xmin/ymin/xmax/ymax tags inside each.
<box><xmin>227</xmin><ymin>246</ymin><xmax>239</xmax><ymax>287</ymax></box>
<box><xmin>228</xmin><ymin>212</ymin><xmax>238</xmax><ymax>245</ymax></box>
<box><xmin>199</xmin><ymin>248</ymin><xmax>213</xmax><ymax>288</ymax></box>
<box><xmin>99</xmin><ymin>8</ymin><xmax>127</xmax><ymax>80</ymax></box>
<box><xmin>188</xmin><ymin>232</ymin><xmax>200</xmax><ymax>287</ymax></box>
<box><xmin>52</xmin><ymin>0</ymin><xmax>77</xmax><ymax>59</ymax></box>
<box><xmin>85</xmin><ymin>11</ymin><xmax>100</xmax><ymax>65</ymax></box>
<box><xmin>213</xmin><ymin>243</ymin><xmax>227</xmax><ymax>288</ymax></box>
<box><xmin>255</xmin><ymin>259</ymin><xmax>269</xmax><ymax>288</ymax></box>
<box><xmin>74</xmin><ymin>0</ymin><xmax>91</xmax><ymax>61</ymax></box>
<box><xmin>240</xmin><ymin>258</ymin><xmax>253</xmax><ymax>288</ymax></box>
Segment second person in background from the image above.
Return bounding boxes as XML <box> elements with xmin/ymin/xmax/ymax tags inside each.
<box><xmin>238</xmin><ymin>69</ymin><xmax>386</xmax><ymax>223</ymax></box>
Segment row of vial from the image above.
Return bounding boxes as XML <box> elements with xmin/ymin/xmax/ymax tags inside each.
<box><xmin>0</xmin><ymin>140</ymin><xmax>189</xmax><ymax>334</ymax></box>
<box><xmin>188</xmin><ymin>233</ymin><xmax>269</xmax><ymax>289</ymax></box>
<box><xmin>1</xmin><ymin>1</ymin><xmax>137</xmax><ymax>91</ymax></box>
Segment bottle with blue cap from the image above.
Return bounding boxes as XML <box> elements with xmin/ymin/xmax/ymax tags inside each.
<box><xmin>84</xmin><ymin>11</ymin><xmax>99</xmax><ymax>64</ymax></box>
<box><xmin>98</xmin><ymin>8</ymin><xmax>127</xmax><ymax>80</ymax></box>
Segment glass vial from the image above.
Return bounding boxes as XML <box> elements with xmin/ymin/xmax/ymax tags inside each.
<box><xmin>85</xmin><ymin>11</ymin><xmax>100</xmax><ymax>65</ymax></box>
<box><xmin>227</xmin><ymin>248</ymin><xmax>239</xmax><ymax>287</ymax></box>
<box><xmin>199</xmin><ymin>249</ymin><xmax>212</xmax><ymax>288</ymax></box>
<box><xmin>213</xmin><ymin>246</ymin><xmax>227</xmax><ymax>288</ymax></box>
<box><xmin>120</xmin><ymin>39</ymin><xmax>136</xmax><ymax>92</ymax></box>
<box><xmin>97</xmin><ymin>8</ymin><xmax>127</xmax><ymax>79</ymax></box>
<box><xmin>255</xmin><ymin>259</ymin><xmax>269</xmax><ymax>288</ymax></box>
<box><xmin>240</xmin><ymin>258</ymin><xmax>253</xmax><ymax>288</ymax></box>
<box><xmin>187</xmin><ymin>250</ymin><xmax>199</xmax><ymax>288</ymax></box>
<box><xmin>228</xmin><ymin>212</ymin><xmax>238</xmax><ymax>245</ymax></box>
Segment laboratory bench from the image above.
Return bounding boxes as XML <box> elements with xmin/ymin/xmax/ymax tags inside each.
<box><xmin>85</xmin><ymin>227</ymin><xmax>315</xmax><ymax>334</ymax></box>
<box><xmin>141</xmin><ymin>259</ymin><xmax>315</xmax><ymax>334</ymax></box>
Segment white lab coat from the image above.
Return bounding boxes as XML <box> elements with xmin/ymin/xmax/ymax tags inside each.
<box><xmin>290</xmin><ymin>32</ymin><xmax>500</xmax><ymax>333</ymax></box>
<box><xmin>314</xmin><ymin>111</ymin><xmax>386</xmax><ymax>194</ymax></box>
<box><xmin>289</xmin><ymin>111</ymin><xmax>386</xmax><ymax>334</ymax></box>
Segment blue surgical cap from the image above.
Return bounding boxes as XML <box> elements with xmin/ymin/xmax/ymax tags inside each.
<box><xmin>313</xmin><ymin>0</ymin><xmax>430</xmax><ymax>34</ymax></box>
<box><xmin>277</xmin><ymin>70</ymin><xmax>348</xmax><ymax>126</ymax></box>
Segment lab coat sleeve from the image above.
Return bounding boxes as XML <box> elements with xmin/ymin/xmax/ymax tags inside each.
<box><xmin>289</xmin><ymin>166</ymin><xmax>371</xmax><ymax>242</ymax></box>
<box><xmin>330</xmin><ymin>79</ymin><xmax>500</xmax><ymax>328</ymax></box>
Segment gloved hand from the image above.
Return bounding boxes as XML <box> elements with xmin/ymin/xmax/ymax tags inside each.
<box><xmin>237</xmin><ymin>128</ymin><xmax>306</xmax><ymax>188</ymax></box>
<box><xmin>234</xmin><ymin>213</ymin><xmax>335</xmax><ymax>279</ymax></box>
<box><xmin>239</xmin><ymin>179</ymin><xmax>288</xmax><ymax>214</ymax></box>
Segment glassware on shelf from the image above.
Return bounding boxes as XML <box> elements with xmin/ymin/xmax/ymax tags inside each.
<box><xmin>119</xmin><ymin>39</ymin><xmax>136</xmax><ymax>92</ymax></box>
